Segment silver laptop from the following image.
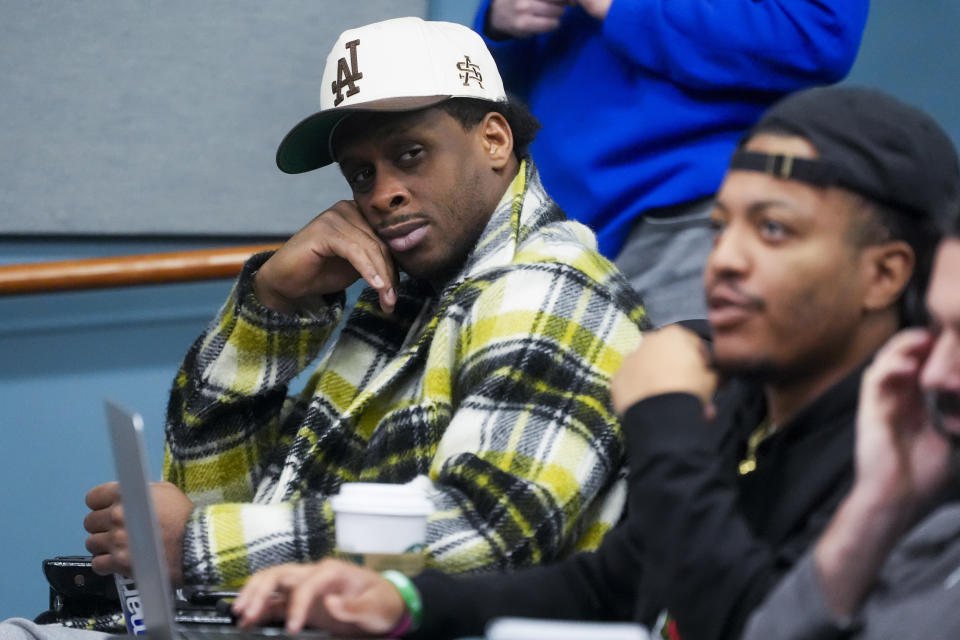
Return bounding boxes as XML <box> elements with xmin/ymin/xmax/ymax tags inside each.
<box><xmin>104</xmin><ymin>400</ymin><xmax>335</xmax><ymax>640</ymax></box>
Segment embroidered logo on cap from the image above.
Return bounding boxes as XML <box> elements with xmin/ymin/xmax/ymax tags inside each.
<box><xmin>332</xmin><ymin>39</ymin><xmax>363</xmax><ymax>106</ymax></box>
<box><xmin>456</xmin><ymin>55</ymin><xmax>483</xmax><ymax>89</ymax></box>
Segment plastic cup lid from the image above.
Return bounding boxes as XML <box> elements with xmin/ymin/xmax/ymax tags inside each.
<box><xmin>330</xmin><ymin>482</ymin><xmax>433</xmax><ymax>516</ymax></box>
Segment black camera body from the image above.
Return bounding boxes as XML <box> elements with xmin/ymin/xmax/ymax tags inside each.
<box><xmin>36</xmin><ymin>556</ymin><xmax>119</xmax><ymax>625</ymax></box>
<box><xmin>36</xmin><ymin>556</ymin><xmax>239</xmax><ymax>628</ymax></box>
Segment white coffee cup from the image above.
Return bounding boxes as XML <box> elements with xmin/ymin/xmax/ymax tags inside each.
<box><xmin>330</xmin><ymin>482</ymin><xmax>433</xmax><ymax>554</ymax></box>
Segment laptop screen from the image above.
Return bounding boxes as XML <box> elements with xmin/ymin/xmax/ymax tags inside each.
<box><xmin>105</xmin><ymin>400</ymin><xmax>177</xmax><ymax>640</ymax></box>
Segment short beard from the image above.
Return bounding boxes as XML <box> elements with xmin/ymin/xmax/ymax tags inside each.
<box><xmin>710</xmin><ymin>340</ymin><xmax>851</xmax><ymax>388</ymax></box>
<box><xmin>710</xmin><ymin>350</ymin><xmax>803</xmax><ymax>386</ymax></box>
<box><xmin>712</xmin><ymin>359</ymin><xmax>774</xmax><ymax>384</ymax></box>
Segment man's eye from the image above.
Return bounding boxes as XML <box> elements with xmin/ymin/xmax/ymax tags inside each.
<box><xmin>349</xmin><ymin>168</ymin><xmax>373</xmax><ymax>190</ymax></box>
<box><xmin>759</xmin><ymin>219</ymin><xmax>788</xmax><ymax>241</ymax></box>
<box><xmin>399</xmin><ymin>146</ymin><xmax>423</xmax><ymax>163</ymax></box>
<box><xmin>708</xmin><ymin>218</ymin><xmax>726</xmax><ymax>234</ymax></box>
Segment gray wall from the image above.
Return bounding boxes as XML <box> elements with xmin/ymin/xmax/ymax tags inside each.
<box><xmin>1</xmin><ymin>1</ymin><xmax>426</xmax><ymax>235</ymax></box>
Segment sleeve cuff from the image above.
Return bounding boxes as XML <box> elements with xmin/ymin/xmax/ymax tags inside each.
<box><xmin>235</xmin><ymin>251</ymin><xmax>345</xmax><ymax>329</ymax></box>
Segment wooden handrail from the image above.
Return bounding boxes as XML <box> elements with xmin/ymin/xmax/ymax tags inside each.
<box><xmin>0</xmin><ymin>243</ymin><xmax>282</xmax><ymax>295</ymax></box>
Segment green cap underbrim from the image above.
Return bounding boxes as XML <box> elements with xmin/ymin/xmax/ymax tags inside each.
<box><xmin>275</xmin><ymin>95</ymin><xmax>452</xmax><ymax>174</ymax></box>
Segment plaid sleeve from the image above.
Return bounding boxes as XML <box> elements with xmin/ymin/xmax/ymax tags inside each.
<box><xmin>178</xmin><ymin>497</ymin><xmax>337</xmax><ymax>586</ymax></box>
<box><xmin>423</xmin><ymin>259</ymin><xmax>644</xmax><ymax>572</ymax></box>
<box><xmin>163</xmin><ymin>253</ymin><xmax>344</xmax><ymax>583</ymax></box>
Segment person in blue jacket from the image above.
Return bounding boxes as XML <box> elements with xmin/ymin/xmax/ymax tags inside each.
<box><xmin>474</xmin><ymin>0</ymin><xmax>869</xmax><ymax>326</ymax></box>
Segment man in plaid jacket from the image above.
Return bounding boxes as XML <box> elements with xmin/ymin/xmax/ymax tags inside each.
<box><xmin>81</xmin><ymin>17</ymin><xmax>645</xmax><ymax>588</ymax></box>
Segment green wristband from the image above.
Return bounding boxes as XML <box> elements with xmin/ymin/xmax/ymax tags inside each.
<box><xmin>381</xmin><ymin>570</ymin><xmax>423</xmax><ymax>632</ymax></box>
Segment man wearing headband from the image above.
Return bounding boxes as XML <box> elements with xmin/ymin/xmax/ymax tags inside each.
<box><xmin>78</xmin><ymin>17</ymin><xmax>644</xmax><ymax>595</ymax></box>
<box><xmin>741</xmin><ymin>211</ymin><xmax>960</xmax><ymax>639</ymax></box>
<box><xmin>229</xmin><ymin>86</ymin><xmax>957</xmax><ymax>640</ymax></box>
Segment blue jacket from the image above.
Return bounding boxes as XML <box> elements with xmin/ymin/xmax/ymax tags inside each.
<box><xmin>473</xmin><ymin>0</ymin><xmax>869</xmax><ymax>257</ymax></box>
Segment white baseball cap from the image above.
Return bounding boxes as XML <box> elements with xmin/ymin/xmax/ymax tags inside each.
<box><xmin>276</xmin><ymin>17</ymin><xmax>507</xmax><ymax>174</ymax></box>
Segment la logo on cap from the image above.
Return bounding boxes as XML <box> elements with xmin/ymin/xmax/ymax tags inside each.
<box><xmin>332</xmin><ymin>39</ymin><xmax>362</xmax><ymax>106</ymax></box>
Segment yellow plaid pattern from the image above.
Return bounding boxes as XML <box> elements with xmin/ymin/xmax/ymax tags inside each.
<box><xmin>163</xmin><ymin>161</ymin><xmax>646</xmax><ymax>585</ymax></box>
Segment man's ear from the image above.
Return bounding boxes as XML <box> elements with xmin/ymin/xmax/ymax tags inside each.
<box><xmin>478</xmin><ymin>112</ymin><xmax>514</xmax><ymax>170</ymax></box>
<box><xmin>862</xmin><ymin>240</ymin><xmax>915</xmax><ymax>313</ymax></box>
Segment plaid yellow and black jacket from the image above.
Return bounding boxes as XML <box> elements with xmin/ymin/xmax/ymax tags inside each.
<box><xmin>164</xmin><ymin>161</ymin><xmax>646</xmax><ymax>586</ymax></box>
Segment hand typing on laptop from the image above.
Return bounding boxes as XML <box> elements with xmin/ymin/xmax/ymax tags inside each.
<box><xmin>232</xmin><ymin>559</ymin><xmax>405</xmax><ymax>636</ymax></box>
<box><xmin>82</xmin><ymin>480</ymin><xmax>195</xmax><ymax>586</ymax></box>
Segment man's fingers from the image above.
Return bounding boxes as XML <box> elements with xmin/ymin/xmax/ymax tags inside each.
<box><xmin>369</xmin><ymin>240</ymin><xmax>398</xmax><ymax>313</ymax></box>
<box><xmin>83</xmin><ymin>508</ymin><xmax>113</xmax><ymax>534</ymax></box>
<box><xmin>87</xmin><ymin>545</ymin><xmax>129</xmax><ymax>576</ymax></box>
<box><xmin>242</xmin><ymin>593</ymin><xmax>288</xmax><ymax>630</ymax></box>
<box><xmin>515</xmin><ymin>15</ymin><xmax>562</xmax><ymax>33</ymax></box>
<box><xmin>85</xmin><ymin>482</ymin><xmax>131</xmax><ymax>577</ymax></box>
<box><xmin>235</xmin><ymin>567</ymin><xmax>283</xmax><ymax>607</ymax></box>
<box><xmin>350</xmin><ymin>242</ymin><xmax>398</xmax><ymax>313</ymax></box>
<box><xmin>350</xmin><ymin>255</ymin><xmax>397</xmax><ymax>314</ymax></box>
<box><xmin>235</xmin><ymin>564</ymin><xmax>318</xmax><ymax>628</ymax></box>
<box><xmin>866</xmin><ymin>329</ymin><xmax>936</xmax><ymax>391</ymax></box>
<box><xmin>284</xmin><ymin>570</ymin><xmax>343</xmax><ymax>632</ymax></box>
<box><xmin>257</xmin><ymin>199</ymin><xmax>400</xmax><ymax>311</ymax></box>
<box><xmin>283</xmin><ymin>591</ymin><xmax>311</xmax><ymax>633</ymax></box>
<box><xmin>85</xmin><ymin>526</ymin><xmax>128</xmax><ymax>552</ymax></box>
<box><xmin>874</xmin><ymin>328</ymin><xmax>934</xmax><ymax>363</ymax></box>
<box><xmin>90</xmin><ymin>553</ymin><xmax>118</xmax><ymax>576</ymax></box>
<box><xmin>83</xmin><ymin>504</ymin><xmax>124</xmax><ymax>534</ymax></box>
<box><xmin>490</xmin><ymin>0</ymin><xmax>567</xmax><ymax>36</ymax></box>
<box><xmin>857</xmin><ymin>329</ymin><xmax>935</xmax><ymax>447</ymax></box>
<box><xmin>276</xmin><ymin>565</ymin><xmax>323</xmax><ymax>592</ymax></box>
<box><xmin>235</xmin><ymin>572</ymin><xmax>286</xmax><ymax>627</ymax></box>
<box><xmin>530</xmin><ymin>0</ymin><xmax>568</xmax><ymax>17</ymax></box>
<box><xmin>322</xmin><ymin>211</ymin><xmax>398</xmax><ymax>312</ymax></box>
<box><xmin>85</xmin><ymin>532</ymin><xmax>109</xmax><ymax>556</ymax></box>
<box><xmin>376</xmin><ymin>287</ymin><xmax>398</xmax><ymax>314</ymax></box>
<box><xmin>345</xmin><ymin>230</ymin><xmax>398</xmax><ymax>313</ymax></box>
<box><xmin>516</xmin><ymin>0</ymin><xmax>567</xmax><ymax>27</ymax></box>
<box><xmin>85</xmin><ymin>482</ymin><xmax>120</xmax><ymax>510</ymax></box>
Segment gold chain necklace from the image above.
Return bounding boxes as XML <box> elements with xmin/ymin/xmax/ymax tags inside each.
<box><xmin>738</xmin><ymin>418</ymin><xmax>778</xmax><ymax>475</ymax></box>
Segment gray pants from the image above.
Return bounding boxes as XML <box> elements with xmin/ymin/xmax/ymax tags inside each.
<box><xmin>614</xmin><ymin>198</ymin><xmax>713</xmax><ymax>328</ymax></box>
<box><xmin>0</xmin><ymin>620</ymin><xmax>108</xmax><ymax>640</ymax></box>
